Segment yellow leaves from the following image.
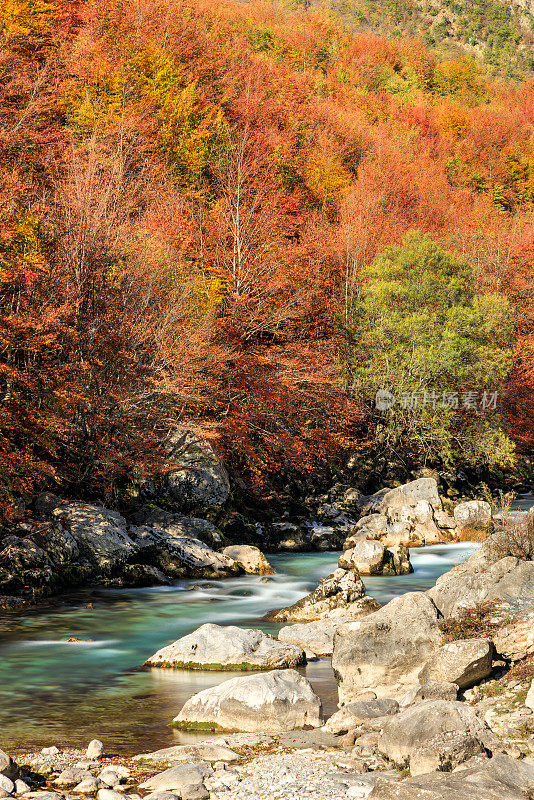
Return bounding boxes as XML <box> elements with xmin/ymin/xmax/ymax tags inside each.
<box><xmin>434</xmin><ymin>58</ymin><xmax>483</xmax><ymax>102</ymax></box>
<box><xmin>65</xmin><ymin>69</ymin><xmax>126</xmax><ymax>137</ymax></box>
<box><xmin>439</xmin><ymin>104</ymin><xmax>468</xmax><ymax>138</ymax></box>
<box><xmin>0</xmin><ymin>0</ymin><xmax>57</xmax><ymax>37</ymax></box>
<box><xmin>157</xmin><ymin>81</ymin><xmax>223</xmax><ymax>188</ymax></box>
<box><xmin>305</xmin><ymin>152</ymin><xmax>351</xmax><ymax>209</ymax></box>
<box><xmin>0</xmin><ymin>213</ymin><xmax>46</xmax><ymax>278</ymax></box>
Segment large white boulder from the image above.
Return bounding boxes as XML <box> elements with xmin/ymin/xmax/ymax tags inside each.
<box><xmin>453</xmin><ymin>500</ymin><xmax>492</xmax><ymax>537</ymax></box>
<box><xmin>173</xmin><ymin>669</ymin><xmax>323</xmax><ymax>732</ymax></box>
<box><xmin>144</xmin><ymin>623</ymin><xmax>305</xmax><ymax>670</ymax></box>
<box><xmin>332</xmin><ymin>592</ymin><xmax>444</xmax><ymax>702</ymax></box>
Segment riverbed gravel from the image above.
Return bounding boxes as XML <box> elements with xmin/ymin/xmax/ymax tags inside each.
<box><xmin>207</xmin><ymin>750</ymin><xmax>397</xmax><ymax>800</ymax></box>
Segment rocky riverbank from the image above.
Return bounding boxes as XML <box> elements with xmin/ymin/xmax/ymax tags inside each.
<box><xmin>0</xmin><ymin>426</ymin><xmax>500</xmax><ymax>610</ymax></box>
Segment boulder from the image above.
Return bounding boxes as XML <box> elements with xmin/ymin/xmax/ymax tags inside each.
<box><xmin>0</xmin><ymin>538</ymin><xmax>56</xmax><ymax>596</ymax></box>
<box><xmin>369</xmin><ymin>753</ymin><xmax>534</xmax><ymax>800</ymax></box>
<box><xmin>52</xmin><ymin>504</ymin><xmax>136</xmax><ymax>571</ymax></box>
<box><xmin>401</xmin><ymin>680</ymin><xmax>459</xmax><ymax>704</ymax></box>
<box><xmin>139</xmin><ymin>763</ymin><xmax>212</xmax><ymax>795</ymax></box>
<box><xmin>268</xmin><ymin>568</ymin><xmax>379</xmax><ymax>622</ymax></box>
<box><xmin>339</xmin><ymin>541</ymin><xmax>388</xmax><ymax>575</ymax></box>
<box><xmin>130</xmin><ymin>525</ymin><xmax>240</xmax><ymax>579</ymax></box>
<box><xmin>324</xmin><ymin>700</ymin><xmax>399</xmax><ymax>733</ymax></box>
<box><xmin>221</xmin><ymin>545</ymin><xmax>273</xmax><ymax>575</ymax></box>
<box><xmin>339</xmin><ymin>541</ymin><xmax>412</xmax><ymax>576</ymax></box>
<box><xmin>32</xmin><ymin>522</ymin><xmax>80</xmax><ymax>564</ymax></box>
<box><xmin>418</xmin><ymin>638</ymin><xmax>494</xmax><ymax>690</ymax></box>
<box><xmin>173</xmin><ymin>669</ymin><xmax>323</xmax><ymax>732</ymax></box>
<box><xmin>278</xmin><ymin>619</ymin><xmax>346</xmax><ymax>656</ymax></box>
<box><xmin>428</xmin><ymin>542</ymin><xmax>534</xmax><ymax>618</ymax></box>
<box><xmin>377</xmin><ymin>700</ymin><xmax>495</xmax><ymax>769</ymax></box>
<box><xmin>494</xmin><ymin>606</ymin><xmax>534</xmax><ymax>661</ymax></box>
<box><xmin>378</xmin><ymin>479</ymin><xmax>442</xmax><ymax>512</ymax></box>
<box><xmin>144</xmin><ymin>623</ymin><xmax>305</xmax><ymax>670</ymax></box>
<box><xmin>453</xmin><ymin>500</ymin><xmax>492</xmax><ymax>537</ymax></box>
<box><xmin>131</xmin><ymin>507</ymin><xmax>224</xmax><ymax>549</ymax></box>
<box><xmin>332</xmin><ymin>592</ymin><xmax>445</xmax><ymax>702</ymax></box>
<box><xmin>526</xmin><ymin>679</ymin><xmax>534</xmax><ymax>712</ymax></box>
<box><xmin>409</xmin><ymin>731</ymin><xmax>485</xmax><ymax>776</ymax></box>
<box><xmin>345</xmin><ymin>515</ymin><xmax>389</xmax><ymax>545</ymax></box>
<box><xmin>163</xmin><ymin>430</ymin><xmax>230</xmax><ymax>509</ymax></box>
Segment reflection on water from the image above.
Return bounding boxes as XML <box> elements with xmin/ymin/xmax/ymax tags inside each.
<box><xmin>0</xmin><ymin>498</ymin><xmax>532</xmax><ymax>755</ymax></box>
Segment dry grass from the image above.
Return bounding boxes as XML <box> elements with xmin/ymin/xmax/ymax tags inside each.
<box><xmin>492</xmin><ymin>493</ymin><xmax>534</xmax><ymax>561</ymax></box>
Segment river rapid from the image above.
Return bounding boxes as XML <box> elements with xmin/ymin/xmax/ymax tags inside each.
<box><xmin>0</xmin><ymin>494</ymin><xmax>532</xmax><ymax>756</ymax></box>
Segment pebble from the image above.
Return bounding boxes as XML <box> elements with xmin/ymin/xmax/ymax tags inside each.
<box><xmin>0</xmin><ymin>777</ymin><xmax>14</xmax><ymax>795</ymax></box>
<box><xmin>208</xmin><ymin>750</ymin><xmax>388</xmax><ymax>800</ymax></box>
<box><xmin>41</xmin><ymin>750</ymin><xmax>60</xmax><ymax>758</ymax></box>
<box><xmin>86</xmin><ymin>743</ymin><xmax>103</xmax><ymax>761</ymax></box>
<box><xmin>15</xmin><ymin>781</ymin><xmax>31</xmax><ymax>794</ymax></box>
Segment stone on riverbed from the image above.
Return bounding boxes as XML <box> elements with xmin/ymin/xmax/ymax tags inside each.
<box><xmin>324</xmin><ymin>699</ymin><xmax>399</xmax><ymax>734</ymax></box>
<box><xmin>338</xmin><ymin>541</ymin><xmax>413</xmax><ymax>576</ymax></box>
<box><xmin>377</xmin><ymin>700</ymin><xmax>496</xmax><ymax>770</ymax></box>
<box><xmin>369</xmin><ymin>753</ymin><xmax>534</xmax><ymax>799</ymax></box>
<box><xmin>220</xmin><ymin>545</ymin><xmax>273</xmax><ymax>575</ymax></box>
<box><xmin>278</xmin><ymin>618</ymin><xmax>347</xmax><ymax>656</ymax></box>
<box><xmin>0</xmin><ymin>749</ymin><xmax>18</xmax><ymax>781</ymax></box>
<box><xmin>418</xmin><ymin>638</ymin><xmax>494</xmax><ymax>690</ymax></box>
<box><xmin>86</xmin><ymin>740</ymin><xmax>103</xmax><ymax>760</ymax></box>
<box><xmin>144</xmin><ymin>623</ymin><xmax>305</xmax><ymax>670</ymax></box>
<box><xmin>173</xmin><ymin>669</ymin><xmax>323</xmax><ymax>732</ymax></box>
<box><xmin>51</xmin><ymin>504</ymin><xmax>136</xmax><ymax>571</ymax></box>
<box><xmin>139</xmin><ymin>762</ymin><xmax>212</xmax><ymax>797</ymax></box>
<box><xmin>332</xmin><ymin>592</ymin><xmax>444</xmax><ymax>702</ymax></box>
<box><xmin>268</xmin><ymin>568</ymin><xmax>380</xmax><ymax>622</ymax></box>
<box><xmin>133</xmin><ymin>743</ymin><xmax>240</xmax><ymax>765</ymax></box>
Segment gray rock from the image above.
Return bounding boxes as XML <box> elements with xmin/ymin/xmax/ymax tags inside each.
<box><xmin>139</xmin><ymin>763</ymin><xmax>212</xmax><ymax>794</ymax></box>
<box><xmin>0</xmin><ymin>750</ymin><xmax>18</xmax><ymax>781</ymax></box>
<box><xmin>409</xmin><ymin>731</ymin><xmax>485</xmax><ymax>775</ymax></box>
<box><xmin>419</xmin><ymin>638</ymin><xmax>494</xmax><ymax>690</ymax></box>
<box><xmin>428</xmin><ymin>544</ymin><xmax>534</xmax><ymax>617</ymax></box>
<box><xmin>0</xmin><ymin>776</ymin><xmax>14</xmax><ymax>794</ymax></box>
<box><xmin>144</xmin><ymin>623</ymin><xmax>305</xmax><ymax>669</ymax></box>
<box><xmin>96</xmin><ymin>790</ymin><xmax>124</xmax><ymax>800</ymax></box>
<box><xmin>268</xmin><ymin>568</ymin><xmax>379</xmax><ymax>622</ymax></box>
<box><xmin>453</xmin><ymin>500</ymin><xmax>492</xmax><ymax>536</ymax></box>
<box><xmin>369</xmin><ymin>753</ymin><xmax>534</xmax><ymax>799</ymax></box>
<box><xmin>494</xmin><ymin>606</ymin><xmax>534</xmax><ymax>661</ymax></box>
<box><xmin>220</xmin><ymin>545</ymin><xmax>273</xmax><ymax>575</ymax></box>
<box><xmin>51</xmin><ymin>505</ymin><xmax>136</xmax><ymax>571</ymax></box>
<box><xmin>402</xmin><ymin>680</ymin><xmax>459</xmax><ymax>704</ymax></box>
<box><xmin>133</xmin><ymin>743</ymin><xmax>239</xmax><ymax>764</ymax></box>
<box><xmin>173</xmin><ymin>669</ymin><xmax>323</xmax><ymax>732</ymax></box>
<box><xmin>73</xmin><ymin>778</ymin><xmax>100</xmax><ymax>795</ymax></box>
<box><xmin>130</xmin><ymin>526</ymin><xmax>239</xmax><ymax>579</ymax></box>
<box><xmin>54</xmin><ymin>769</ymin><xmax>93</xmax><ymax>788</ymax></box>
<box><xmin>163</xmin><ymin>430</ymin><xmax>230</xmax><ymax>508</ymax></box>
<box><xmin>332</xmin><ymin>592</ymin><xmax>444</xmax><ymax>702</ymax></box>
<box><xmin>15</xmin><ymin>780</ymin><xmax>31</xmax><ymax>795</ymax></box>
<box><xmin>278</xmin><ymin>619</ymin><xmax>347</xmax><ymax>656</ymax></box>
<box><xmin>97</xmin><ymin>771</ymin><xmax>120</xmax><ymax>788</ymax></box>
<box><xmin>377</xmin><ymin>700</ymin><xmax>496</xmax><ymax>768</ymax></box>
<box><xmin>85</xmin><ymin>741</ymin><xmax>103</xmax><ymax>760</ymax></box>
<box><xmin>324</xmin><ymin>700</ymin><xmax>399</xmax><ymax>733</ymax></box>
<box><xmin>338</xmin><ymin>541</ymin><xmax>387</xmax><ymax>575</ymax></box>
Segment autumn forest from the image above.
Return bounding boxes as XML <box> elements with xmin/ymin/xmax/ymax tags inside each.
<box><xmin>1</xmin><ymin>0</ymin><xmax>534</xmax><ymax>516</ymax></box>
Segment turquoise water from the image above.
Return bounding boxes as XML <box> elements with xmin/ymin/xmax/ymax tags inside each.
<box><xmin>0</xmin><ymin>541</ymin><xmax>482</xmax><ymax>755</ymax></box>
<box><xmin>0</xmin><ymin>493</ymin><xmax>532</xmax><ymax>756</ymax></box>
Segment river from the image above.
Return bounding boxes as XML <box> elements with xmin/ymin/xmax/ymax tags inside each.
<box><xmin>0</xmin><ymin>494</ymin><xmax>531</xmax><ymax>756</ymax></box>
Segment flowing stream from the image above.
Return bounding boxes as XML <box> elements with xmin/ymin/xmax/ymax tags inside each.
<box><xmin>0</xmin><ymin>494</ymin><xmax>532</xmax><ymax>756</ymax></box>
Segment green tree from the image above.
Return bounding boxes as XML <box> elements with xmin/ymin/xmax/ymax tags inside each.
<box><xmin>341</xmin><ymin>231</ymin><xmax>515</xmax><ymax>469</ymax></box>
